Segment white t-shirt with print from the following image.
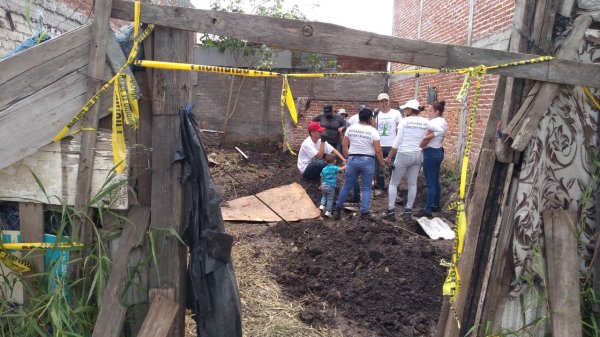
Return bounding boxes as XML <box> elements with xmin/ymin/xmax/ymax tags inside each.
<box><xmin>427</xmin><ymin>117</ymin><xmax>448</xmax><ymax>149</ymax></box>
<box><xmin>392</xmin><ymin>116</ymin><xmax>444</xmax><ymax>153</ymax></box>
<box><xmin>375</xmin><ymin>109</ymin><xmax>402</xmax><ymax>147</ymax></box>
<box><xmin>297</xmin><ymin>137</ymin><xmax>334</xmax><ymax>173</ymax></box>
<box><xmin>345</xmin><ymin>123</ymin><xmax>381</xmax><ymax>157</ymax></box>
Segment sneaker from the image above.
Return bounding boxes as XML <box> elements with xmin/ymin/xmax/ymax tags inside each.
<box><xmin>333</xmin><ymin>208</ymin><xmax>342</xmax><ymax>220</ymax></box>
<box><xmin>413</xmin><ymin>209</ymin><xmax>433</xmax><ymax>218</ymax></box>
<box><xmin>319</xmin><ymin>204</ymin><xmax>325</xmax><ymax>211</ymax></box>
<box><xmin>373</xmin><ymin>190</ymin><xmax>384</xmax><ymax>197</ymax></box>
<box><xmin>402</xmin><ymin>208</ymin><xmax>412</xmax><ymax>219</ymax></box>
<box><xmin>382</xmin><ymin>210</ymin><xmax>395</xmax><ymax>221</ymax></box>
<box><xmin>324</xmin><ymin>211</ymin><xmax>332</xmax><ymax>218</ymax></box>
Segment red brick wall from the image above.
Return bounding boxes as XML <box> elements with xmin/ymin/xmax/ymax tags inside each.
<box><xmin>390</xmin><ymin>0</ymin><xmax>515</xmax><ymax>166</ymax></box>
<box><xmin>292</xmin><ymin>100</ymin><xmax>400</xmax><ymax>150</ymax></box>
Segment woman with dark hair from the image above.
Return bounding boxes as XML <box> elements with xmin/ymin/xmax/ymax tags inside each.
<box><xmin>416</xmin><ymin>101</ymin><xmax>448</xmax><ymax>217</ymax></box>
<box><xmin>333</xmin><ymin>106</ymin><xmax>385</xmax><ymax>220</ymax></box>
<box><xmin>384</xmin><ymin>100</ymin><xmax>443</xmax><ymax>221</ymax></box>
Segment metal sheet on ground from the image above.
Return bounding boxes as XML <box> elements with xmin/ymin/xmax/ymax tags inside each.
<box><xmin>221</xmin><ymin>183</ymin><xmax>320</xmax><ymax>222</ymax></box>
<box><xmin>415</xmin><ymin>217</ymin><xmax>455</xmax><ymax>240</ymax></box>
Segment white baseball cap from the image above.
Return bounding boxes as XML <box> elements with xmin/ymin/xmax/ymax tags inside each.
<box><xmin>377</xmin><ymin>93</ymin><xmax>390</xmax><ymax>101</ymax></box>
<box><xmin>400</xmin><ymin>99</ymin><xmax>420</xmax><ymax>111</ymax></box>
<box><xmin>337</xmin><ymin>108</ymin><xmax>347</xmax><ymax>116</ymax></box>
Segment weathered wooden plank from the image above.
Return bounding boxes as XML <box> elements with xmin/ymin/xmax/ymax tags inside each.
<box><xmin>477</xmin><ymin>174</ymin><xmax>519</xmax><ymax>335</ymax></box>
<box><xmin>148</xmin><ymin>25</ymin><xmax>192</xmax><ymax>337</ymax></box>
<box><xmin>510</xmin><ymin>15</ymin><xmax>593</xmax><ymax>151</ymax></box>
<box><xmin>531</xmin><ymin>0</ymin><xmax>560</xmax><ymax>55</ymax></box>
<box><xmin>73</xmin><ymin>0</ymin><xmax>114</xmax><ymax>246</ymax></box>
<box><xmin>0</xmin><ymin>24</ymin><xmax>92</xmax><ymax>87</ymax></box>
<box><xmin>470</xmin><ymin>164</ymin><xmax>514</xmax><ymax>336</ymax></box>
<box><xmin>106</xmin><ymin>30</ymin><xmax>136</xmax><ymax>81</ymax></box>
<box><xmin>0</xmin><ymin>131</ymin><xmax>128</xmax><ymax>209</ymax></box>
<box><xmin>0</xmin><ymin>42</ymin><xmax>90</xmax><ymax>112</ymax></box>
<box><xmin>110</xmin><ymin>0</ymin><xmax>600</xmax><ymax>88</ymax></box>
<box><xmin>18</xmin><ymin>203</ymin><xmax>45</xmax><ymax>273</ymax></box>
<box><xmin>542</xmin><ymin>210</ymin><xmax>581</xmax><ymax>337</ymax></box>
<box><xmin>137</xmin><ymin>293</ymin><xmax>179</xmax><ymax>337</ymax></box>
<box><xmin>92</xmin><ymin>206</ymin><xmax>150</xmax><ymax>337</ymax></box>
<box><xmin>443</xmin><ymin>149</ymin><xmax>496</xmax><ymax>337</ymax></box>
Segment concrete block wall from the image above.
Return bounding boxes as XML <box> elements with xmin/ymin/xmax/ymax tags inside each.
<box><xmin>390</xmin><ymin>0</ymin><xmax>515</xmax><ymax>166</ymax></box>
<box><xmin>0</xmin><ymin>0</ymin><xmax>91</xmax><ymax>57</ymax></box>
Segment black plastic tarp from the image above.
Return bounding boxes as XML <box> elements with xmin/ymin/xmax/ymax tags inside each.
<box><xmin>174</xmin><ymin>104</ymin><xmax>242</xmax><ymax>337</ymax></box>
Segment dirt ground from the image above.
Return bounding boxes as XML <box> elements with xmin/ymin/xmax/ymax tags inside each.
<box><xmin>206</xmin><ymin>142</ymin><xmax>457</xmax><ymax>337</ymax></box>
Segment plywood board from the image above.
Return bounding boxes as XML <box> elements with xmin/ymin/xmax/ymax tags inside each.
<box><xmin>415</xmin><ymin>217</ymin><xmax>455</xmax><ymax>240</ymax></box>
<box><xmin>0</xmin><ymin>131</ymin><xmax>128</xmax><ymax>209</ymax></box>
<box><xmin>222</xmin><ymin>183</ymin><xmax>321</xmax><ymax>222</ymax></box>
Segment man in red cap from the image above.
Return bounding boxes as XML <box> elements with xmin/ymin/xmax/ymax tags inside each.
<box><xmin>298</xmin><ymin>121</ymin><xmax>345</xmax><ymax>179</ymax></box>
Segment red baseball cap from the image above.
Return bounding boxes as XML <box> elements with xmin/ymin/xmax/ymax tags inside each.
<box><xmin>307</xmin><ymin>121</ymin><xmax>325</xmax><ymax>132</ymax></box>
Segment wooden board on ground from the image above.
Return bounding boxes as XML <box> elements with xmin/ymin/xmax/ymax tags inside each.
<box><xmin>0</xmin><ymin>131</ymin><xmax>128</xmax><ymax>209</ymax></box>
<box><xmin>222</xmin><ymin>183</ymin><xmax>321</xmax><ymax>222</ymax></box>
<box><xmin>137</xmin><ymin>294</ymin><xmax>179</xmax><ymax>337</ymax></box>
<box><xmin>415</xmin><ymin>217</ymin><xmax>455</xmax><ymax>240</ymax></box>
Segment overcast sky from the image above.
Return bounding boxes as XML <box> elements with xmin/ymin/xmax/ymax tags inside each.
<box><xmin>190</xmin><ymin>0</ymin><xmax>395</xmax><ymax>36</ymax></box>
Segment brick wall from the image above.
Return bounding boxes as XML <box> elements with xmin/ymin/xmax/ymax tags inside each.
<box><xmin>0</xmin><ymin>0</ymin><xmax>91</xmax><ymax>57</ymax></box>
<box><xmin>390</xmin><ymin>0</ymin><xmax>515</xmax><ymax>166</ymax></box>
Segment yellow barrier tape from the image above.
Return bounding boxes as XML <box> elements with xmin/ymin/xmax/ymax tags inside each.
<box><xmin>0</xmin><ymin>250</ymin><xmax>31</xmax><ymax>273</ymax></box>
<box><xmin>133</xmin><ymin>60</ymin><xmax>280</xmax><ymax>77</ymax></box>
<box><xmin>1</xmin><ymin>242</ymin><xmax>83</xmax><ymax>250</ymax></box>
<box><xmin>280</xmin><ymin>76</ymin><xmax>296</xmax><ymax>155</ymax></box>
<box><xmin>112</xmin><ymin>82</ymin><xmax>127</xmax><ymax>173</ymax></box>
<box><xmin>126</xmin><ymin>74</ymin><xmax>140</xmax><ymax>129</ymax></box>
<box><xmin>134</xmin><ymin>1</ymin><xmax>140</xmax><ymax>38</ymax></box>
<box><xmin>442</xmin><ymin>66</ymin><xmax>485</xmax><ymax>329</ymax></box>
<box><xmin>583</xmin><ymin>87</ymin><xmax>600</xmax><ymax>111</ymax></box>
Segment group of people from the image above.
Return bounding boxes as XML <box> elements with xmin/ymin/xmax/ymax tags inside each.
<box><xmin>297</xmin><ymin>93</ymin><xmax>448</xmax><ymax>221</ymax></box>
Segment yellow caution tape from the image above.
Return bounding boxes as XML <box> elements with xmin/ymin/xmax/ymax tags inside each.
<box><xmin>1</xmin><ymin>242</ymin><xmax>83</xmax><ymax>250</ymax></box>
<box><xmin>0</xmin><ymin>250</ymin><xmax>32</xmax><ymax>273</ymax></box>
<box><xmin>280</xmin><ymin>76</ymin><xmax>297</xmax><ymax>155</ymax></box>
<box><xmin>583</xmin><ymin>87</ymin><xmax>600</xmax><ymax>111</ymax></box>
<box><xmin>133</xmin><ymin>60</ymin><xmax>281</xmax><ymax>77</ymax></box>
<box><xmin>112</xmin><ymin>81</ymin><xmax>127</xmax><ymax>173</ymax></box>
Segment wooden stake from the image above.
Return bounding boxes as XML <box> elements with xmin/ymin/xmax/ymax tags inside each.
<box><xmin>137</xmin><ymin>293</ymin><xmax>179</xmax><ymax>337</ymax></box>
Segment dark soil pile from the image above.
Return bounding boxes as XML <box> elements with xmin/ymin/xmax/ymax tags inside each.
<box><xmin>268</xmin><ymin>217</ymin><xmax>451</xmax><ymax>337</ymax></box>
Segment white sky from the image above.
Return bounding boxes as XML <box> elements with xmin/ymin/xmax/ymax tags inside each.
<box><xmin>190</xmin><ymin>0</ymin><xmax>395</xmax><ymax>36</ymax></box>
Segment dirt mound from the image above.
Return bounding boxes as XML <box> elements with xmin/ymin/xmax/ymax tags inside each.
<box><xmin>268</xmin><ymin>217</ymin><xmax>451</xmax><ymax>337</ymax></box>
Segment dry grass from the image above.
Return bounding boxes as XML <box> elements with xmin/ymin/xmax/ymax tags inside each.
<box><xmin>186</xmin><ymin>235</ymin><xmax>343</xmax><ymax>337</ymax></box>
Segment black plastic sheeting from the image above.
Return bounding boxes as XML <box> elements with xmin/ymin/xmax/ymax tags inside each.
<box><xmin>174</xmin><ymin>104</ymin><xmax>242</xmax><ymax>337</ymax></box>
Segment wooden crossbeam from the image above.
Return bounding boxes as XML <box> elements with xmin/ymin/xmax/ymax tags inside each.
<box><xmin>111</xmin><ymin>0</ymin><xmax>600</xmax><ymax>88</ymax></box>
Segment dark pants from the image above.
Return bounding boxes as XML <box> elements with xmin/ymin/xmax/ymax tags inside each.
<box><xmin>422</xmin><ymin>147</ymin><xmax>444</xmax><ymax>211</ymax></box>
<box><xmin>302</xmin><ymin>160</ymin><xmax>327</xmax><ymax>180</ymax></box>
<box><xmin>375</xmin><ymin>146</ymin><xmax>394</xmax><ymax>190</ymax></box>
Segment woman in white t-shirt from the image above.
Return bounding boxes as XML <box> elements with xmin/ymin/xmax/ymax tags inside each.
<box><xmin>419</xmin><ymin>101</ymin><xmax>448</xmax><ymax>217</ymax></box>
<box><xmin>333</xmin><ymin>107</ymin><xmax>385</xmax><ymax>220</ymax></box>
<box><xmin>383</xmin><ymin>99</ymin><xmax>443</xmax><ymax>221</ymax></box>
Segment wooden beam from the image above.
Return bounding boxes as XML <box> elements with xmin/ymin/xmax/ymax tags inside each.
<box><xmin>92</xmin><ymin>206</ymin><xmax>150</xmax><ymax>337</ymax></box>
<box><xmin>542</xmin><ymin>210</ymin><xmax>581</xmax><ymax>337</ymax></box>
<box><xmin>73</xmin><ymin>0</ymin><xmax>113</xmax><ymax>245</ymax></box>
<box><xmin>110</xmin><ymin>0</ymin><xmax>600</xmax><ymax>88</ymax></box>
<box><xmin>510</xmin><ymin>15</ymin><xmax>593</xmax><ymax>151</ymax></box>
<box><xmin>148</xmin><ymin>24</ymin><xmax>192</xmax><ymax>337</ymax></box>
<box><xmin>443</xmin><ymin>149</ymin><xmax>496</xmax><ymax>337</ymax></box>
<box><xmin>137</xmin><ymin>293</ymin><xmax>179</xmax><ymax>337</ymax></box>
<box><xmin>18</xmin><ymin>203</ymin><xmax>45</xmax><ymax>274</ymax></box>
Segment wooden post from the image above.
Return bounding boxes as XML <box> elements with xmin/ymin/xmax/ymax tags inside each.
<box><xmin>73</xmin><ymin>0</ymin><xmax>113</xmax><ymax>246</ymax></box>
<box><xmin>148</xmin><ymin>23</ymin><xmax>193</xmax><ymax>337</ymax></box>
<box><xmin>92</xmin><ymin>206</ymin><xmax>150</xmax><ymax>337</ymax></box>
<box><xmin>18</xmin><ymin>203</ymin><xmax>44</xmax><ymax>273</ymax></box>
<box><xmin>542</xmin><ymin>210</ymin><xmax>582</xmax><ymax>337</ymax></box>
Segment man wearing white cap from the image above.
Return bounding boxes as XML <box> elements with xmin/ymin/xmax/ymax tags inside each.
<box><xmin>373</xmin><ymin>93</ymin><xmax>402</xmax><ymax>195</ymax></box>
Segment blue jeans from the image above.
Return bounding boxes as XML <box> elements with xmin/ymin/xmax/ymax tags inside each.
<box><xmin>423</xmin><ymin>147</ymin><xmax>444</xmax><ymax>211</ymax></box>
<box><xmin>320</xmin><ymin>184</ymin><xmax>335</xmax><ymax>211</ymax></box>
<box><xmin>302</xmin><ymin>160</ymin><xmax>326</xmax><ymax>179</ymax></box>
<box><xmin>336</xmin><ymin>156</ymin><xmax>375</xmax><ymax>214</ymax></box>
<box><xmin>375</xmin><ymin>146</ymin><xmax>394</xmax><ymax>190</ymax></box>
